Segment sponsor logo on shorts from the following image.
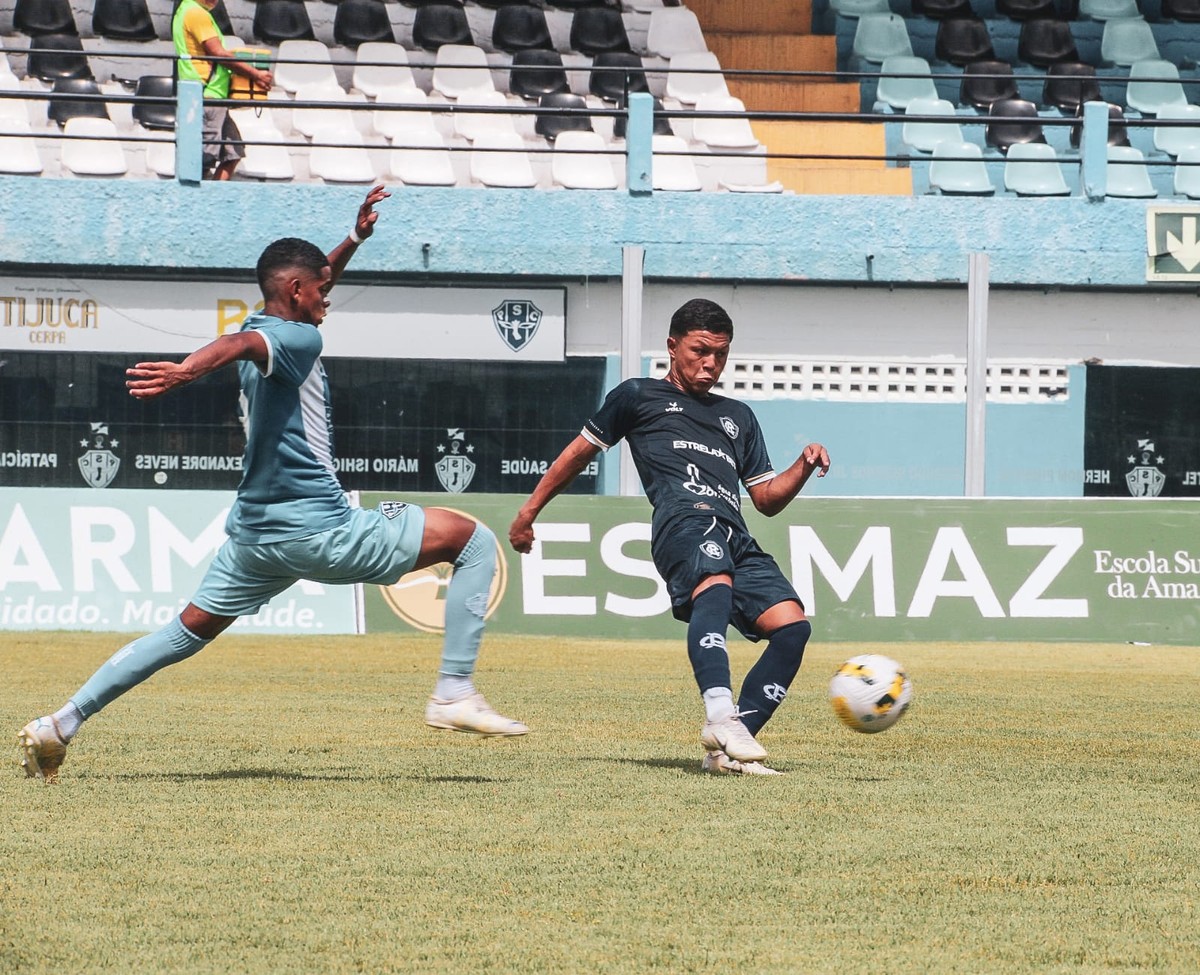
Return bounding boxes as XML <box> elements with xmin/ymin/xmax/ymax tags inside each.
<box><xmin>699</xmin><ymin>540</ymin><xmax>724</xmax><ymax>560</ymax></box>
<box><xmin>378</xmin><ymin>501</ymin><xmax>409</xmax><ymax>519</ymax></box>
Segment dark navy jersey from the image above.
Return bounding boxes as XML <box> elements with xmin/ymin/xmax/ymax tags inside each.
<box><xmin>583</xmin><ymin>377</ymin><xmax>775</xmax><ymax>531</ymax></box>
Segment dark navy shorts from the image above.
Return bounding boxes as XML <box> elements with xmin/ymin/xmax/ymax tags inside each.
<box><xmin>650</xmin><ymin>514</ymin><xmax>802</xmax><ymax>641</ymax></box>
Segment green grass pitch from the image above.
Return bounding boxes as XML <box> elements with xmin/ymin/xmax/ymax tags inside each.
<box><xmin>2</xmin><ymin>632</ymin><xmax>1198</xmax><ymax>974</ymax></box>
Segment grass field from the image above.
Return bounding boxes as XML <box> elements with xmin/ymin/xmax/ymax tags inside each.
<box><xmin>2</xmin><ymin>632</ymin><xmax>1198</xmax><ymax>974</ymax></box>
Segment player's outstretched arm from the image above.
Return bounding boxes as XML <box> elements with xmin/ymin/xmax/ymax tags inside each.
<box><xmin>747</xmin><ymin>442</ymin><xmax>830</xmax><ymax>517</ymax></box>
<box><xmin>509</xmin><ymin>435</ymin><xmax>602</xmax><ymax>553</ymax></box>
<box><xmin>125</xmin><ymin>330</ymin><xmax>268</xmax><ymax>400</ymax></box>
<box><xmin>326</xmin><ymin>184</ymin><xmax>390</xmax><ymax>289</ymax></box>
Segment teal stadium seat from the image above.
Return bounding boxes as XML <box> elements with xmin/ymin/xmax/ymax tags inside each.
<box><xmin>1125</xmin><ymin>60</ymin><xmax>1189</xmax><ymax>115</ymax></box>
<box><xmin>1172</xmin><ymin>146</ymin><xmax>1200</xmax><ymax>197</ymax></box>
<box><xmin>903</xmin><ymin>96</ymin><xmax>963</xmax><ymax>152</ymax></box>
<box><xmin>875</xmin><ymin>56</ymin><xmax>939</xmax><ymax>109</ymax></box>
<box><xmin>1153</xmin><ymin>104</ymin><xmax>1200</xmax><ymax>156</ymax></box>
<box><xmin>830</xmin><ymin>0</ymin><xmax>892</xmax><ymax>16</ymax></box>
<box><xmin>1004</xmin><ymin>142</ymin><xmax>1070</xmax><ymax>195</ymax></box>
<box><xmin>1105</xmin><ymin>144</ymin><xmax>1156</xmax><ymax>197</ymax></box>
<box><xmin>929</xmin><ymin>140</ymin><xmax>996</xmax><ymax>193</ymax></box>
<box><xmin>853</xmin><ymin>13</ymin><xmax>914</xmax><ymax>62</ymax></box>
<box><xmin>1100</xmin><ymin>17</ymin><xmax>1160</xmax><ymax>66</ymax></box>
<box><xmin>1078</xmin><ymin>0</ymin><xmax>1141</xmax><ymax>19</ymax></box>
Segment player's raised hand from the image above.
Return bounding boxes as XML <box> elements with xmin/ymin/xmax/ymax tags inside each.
<box><xmin>354</xmin><ymin>184</ymin><xmax>391</xmax><ymax>241</ymax></box>
<box><xmin>802</xmin><ymin>442</ymin><xmax>831</xmax><ymax>477</ymax></box>
<box><xmin>125</xmin><ymin>361</ymin><xmax>190</xmax><ymax>399</ymax></box>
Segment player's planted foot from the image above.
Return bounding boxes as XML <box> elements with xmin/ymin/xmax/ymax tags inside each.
<box><xmin>701</xmin><ymin>749</ymin><xmax>783</xmax><ymax>776</ymax></box>
<box><xmin>17</xmin><ymin>716</ymin><xmax>68</xmax><ymax>784</ymax></box>
<box><xmin>700</xmin><ymin>712</ymin><xmax>767</xmax><ymax>763</ymax></box>
<box><xmin>425</xmin><ymin>692</ymin><xmax>529</xmax><ymax>737</ymax></box>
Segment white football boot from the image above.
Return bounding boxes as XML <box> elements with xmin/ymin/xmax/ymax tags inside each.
<box><xmin>18</xmin><ymin>716</ymin><xmax>69</xmax><ymax>784</ymax></box>
<box><xmin>701</xmin><ymin>749</ymin><xmax>783</xmax><ymax>776</ymax></box>
<box><xmin>425</xmin><ymin>692</ymin><xmax>529</xmax><ymax>737</ymax></box>
<box><xmin>699</xmin><ymin>712</ymin><xmax>767</xmax><ymax>762</ymax></box>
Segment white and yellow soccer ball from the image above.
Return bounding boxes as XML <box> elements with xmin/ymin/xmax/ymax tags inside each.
<box><xmin>829</xmin><ymin>654</ymin><xmax>912</xmax><ymax>734</ymax></box>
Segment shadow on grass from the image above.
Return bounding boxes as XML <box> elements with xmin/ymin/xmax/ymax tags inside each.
<box><xmin>580</xmin><ymin>756</ymin><xmax>707</xmax><ymax>775</ymax></box>
<box><xmin>110</xmin><ymin>768</ymin><xmax>508</xmax><ymax>784</ymax></box>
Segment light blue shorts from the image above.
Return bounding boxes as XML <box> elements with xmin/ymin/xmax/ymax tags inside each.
<box><xmin>192</xmin><ymin>501</ymin><xmax>426</xmax><ymax>618</ymax></box>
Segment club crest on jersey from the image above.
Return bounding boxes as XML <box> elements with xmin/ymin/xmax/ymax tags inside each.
<box><xmin>435</xmin><ymin>429</ymin><xmax>476</xmax><ymax>493</ymax></box>
<box><xmin>1126</xmin><ymin>438</ymin><xmax>1166</xmax><ymax>498</ymax></box>
<box><xmin>699</xmin><ymin>540</ymin><xmax>724</xmax><ymax>560</ymax></box>
<box><xmin>77</xmin><ymin>421</ymin><xmax>120</xmax><ymax>489</ymax></box>
<box><xmin>378</xmin><ymin>501</ymin><xmax>410</xmax><ymax>519</ymax></box>
<box><xmin>665</xmin><ymin>402</ymin><xmax>684</xmax><ymax>413</ymax></box>
<box><xmin>492</xmin><ymin>299</ymin><xmax>542</xmax><ymax>353</ymax></box>
<box><xmin>720</xmin><ymin>416</ymin><xmax>739</xmax><ymax>439</ymax></box>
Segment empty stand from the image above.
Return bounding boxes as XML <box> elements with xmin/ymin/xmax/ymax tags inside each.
<box><xmin>1079</xmin><ymin>0</ymin><xmax>1141</xmax><ymax>18</ymax></box>
<box><xmin>903</xmin><ymin>96</ymin><xmax>964</xmax><ymax>152</ymax></box>
<box><xmin>1100</xmin><ymin>17</ymin><xmax>1160</xmax><ymax>66</ymax></box>
<box><xmin>1042</xmin><ymin>62</ymin><xmax>1101</xmax><ymax>113</ymax></box>
<box><xmin>309</xmin><ymin>128</ymin><xmax>376</xmax><ymax>182</ymax></box>
<box><xmin>692</xmin><ymin>93</ymin><xmax>759</xmax><ymax>148</ymax></box>
<box><xmin>589</xmin><ymin>51</ymin><xmax>649</xmax><ymax>103</ymax></box>
<box><xmin>997</xmin><ymin>0</ymin><xmax>1059</xmax><ymax>19</ymax></box>
<box><xmin>1105</xmin><ymin>144</ymin><xmax>1155</xmax><ymax>197</ymax></box>
<box><xmin>854</xmin><ymin>13</ymin><xmax>915</xmax><ymax>62</ymax></box>
<box><xmin>1017</xmin><ymin>19</ymin><xmax>1080</xmax><ymax>66</ymax></box>
<box><xmin>1173</xmin><ymin>146</ymin><xmax>1200</xmax><ymax>197</ymax></box>
<box><xmin>985</xmin><ymin>97</ymin><xmax>1045</xmax><ymax>152</ymax></box>
<box><xmin>959</xmin><ymin>59</ymin><xmax>1019</xmax><ymax>109</ymax></box>
<box><xmin>829</xmin><ymin>0</ymin><xmax>892</xmax><ymax>16</ymax></box>
<box><xmin>645</xmin><ymin>7</ymin><xmax>708</xmax><ymax>58</ymax></box>
<box><xmin>132</xmin><ymin>74</ymin><xmax>175</xmax><ymax>130</ymax></box>
<box><xmin>470</xmin><ymin>131</ymin><xmax>537</xmax><ymax>187</ymax></box>
<box><xmin>509</xmin><ymin>50</ymin><xmax>570</xmax><ymax>101</ymax></box>
<box><xmin>274</xmin><ymin>40</ymin><xmax>339</xmax><ymax>94</ymax></box>
<box><xmin>432</xmin><ymin>44</ymin><xmax>493</xmax><ymax>99</ymax></box>
<box><xmin>665</xmin><ymin>51</ymin><xmax>729</xmax><ymax>107</ymax></box>
<box><xmin>454</xmin><ymin>87</ymin><xmax>518</xmax><ymax>142</ymax></box>
<box><xmin>569</xmin><ymin>7</ymin><xmax>632</xmax><ymax>56</ymax></box>
<box><xmin>1003</xmin><ymin>142</ymin><xmax>1071</xmax><ymax>194</ymax></box>
<box><xmin>552</xmin><ymin>129</ymin><xmax>617</xmax><ymax>189</ymax></box>
<box><xmin>1161</xmin><ymin>0</ymin><xmax>1200</xmax><ymax>20</ymax></box>
<box><xmin>651</xmin><ymin>133</ymin><xmax>701</xmax><ymax>190</ymax></box>
<box><xmin>291</xmin><ymin>84</ymin><xmax>365</xmax><ymax>139</ymax></box>
<box><xmin>492</xmin><ymin>5</ymin><xmax>554</xmax><ymax>54</ymax></box>
<box><xmin>92</xmin><ymin>0</ymin><xmax>156</xmax><ymax>42</ymax></box>
<box><xmin>614</xmin><ymin>93</ymin><xmax>673</xmax><ymax>138</ymax></box>
<box><xmin>353</xmin><ymin>43</ymin><xmax>417</xmax><ymax>98</ymax></box>
<box><xmin>1070</xmin><ymin>102</ymin><xmax>1129</xmax><ymax>146</ymax></box>
<box><xmin>14</xmin><ymin>0</ymin><xmax>77</xmax><ymax>37</ymax></box>
<box><xmin>372</xmin><ymin>86</ymin><xmax>438</xmax><ymax>139</ymax></box>
<box><xmin>0</xmin><ymin>118</ymin><xmax>43</xmax><ymax>174</ymax></box>
<box><xmin>230</xmin><ymin>107</ymin><xmax>296</xmax><ymax>179</ymax></box>
<box><xmin>1125</xmin><ymin>59</ymin><xmax>1189</xmax><ymax>115</ymax></box>
<box><xmin>334</xmin><ymin>0</ymin><xmax>396</xmax><ymax>49</ymax></box>
<box><xmin>1154</xmin><ymin>104</ymin><xmax>1200</xmax><ymax>156</ymax></box>
<box><xmin>535</xmin><ymin>92</ymin><xmax>591</xmax><ymax>141</ymax></box>
<box><xmin>875</xmin><ymin>55</ymin><xmax>938</xmax><ymax>109</ymax></box>
<box><xmin>48</xmin><ymin>78</ymin><xmax>109</xmax><ymax>127</ymax></box>
<box><xmin>929</xmin><ymin>140</ymin><xmax>995</xmax><ymax>193</ymax></box>
<box><xmin>253</xmin><ymin>0</ymin><xmax>316</xmax><ymax>45</ymax></box>
<box><xmin>934</xmin><ymin>18</ymin><xmax>994</xmax><ymax>65</ymax></box>
<box><xmin>61</xmin><ymin>117</ymin><xmax>127</xmax><ymax>176</ymax></box>
<box><xmin>27</xmin><ymin>33</ymin><xmax>92</xmax><ymax>83</ymax></box>
<box><xmin>389</xmin><ymin>130</ymin><xmax>457</xmax><ymax>185</ymax></box>
<box><xmin>412</xmin><ymin>4</ymin><xmax>474</xmax><ymax>51</ymax></box>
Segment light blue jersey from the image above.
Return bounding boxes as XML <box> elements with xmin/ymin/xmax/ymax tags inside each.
<box><xmin>225</xmin><ymin>311</ymin><xmax>351</xmax><ymax>543</ymax></box>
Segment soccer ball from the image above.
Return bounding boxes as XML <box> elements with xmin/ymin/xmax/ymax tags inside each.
<box><xmin>828</xmin><ymin>654</ymin><xmax>912</xmax><ymax>734</ymax></box>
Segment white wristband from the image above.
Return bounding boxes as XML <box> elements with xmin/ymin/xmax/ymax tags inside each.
<box><xmin>349</xmin><ymin>226</ymin><xmax>364</xmax><ymax>244</ymax></box>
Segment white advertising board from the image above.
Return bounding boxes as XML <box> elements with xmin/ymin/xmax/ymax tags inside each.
<box><xmin>0</xmin><ymin>276</ymin><xmax>566</xmax><ymax>360</ymax></box>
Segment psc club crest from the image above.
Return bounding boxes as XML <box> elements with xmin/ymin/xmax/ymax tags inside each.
<box><xmin>492</xmin><ymin>299</ymin><xmax>542</xmax><ymax>353</ymax></box>
<box><xmin>77</xmin><ymin>421</ymin><xmax>121</xmax><ymax>489</ymax></box>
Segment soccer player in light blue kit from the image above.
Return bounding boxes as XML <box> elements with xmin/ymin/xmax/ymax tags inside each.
<box><xmin>18</xmin><ymin>186</ymin><xmax>527</xmax><ymax>784</ymax></box>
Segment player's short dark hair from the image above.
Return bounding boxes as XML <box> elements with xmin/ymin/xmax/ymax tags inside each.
<box><xmin>669</xmin><ymin>298</ymin><xmax>733</xmax><ymax>338</ymax></box>
<box><xmin>256</xmin><ymin>237</ymin><xmax>329</xmax><ymax>295</ymax></box>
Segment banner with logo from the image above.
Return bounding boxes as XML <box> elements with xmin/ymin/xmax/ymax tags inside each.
<box><xmin>0</xmin><ymin>489</ymin><xmax>358</xmax><ymax>633</ymax></box>
<box><xmin>1083</xmin><ymin>365</ymin><xmax>1200</xmax><ymax>498</ymax></box>
<box><xmin>361</xmin><ymin>493</ymin><xmax>1200</xmax><ymax>646</ymax></box>
<box><xmin>0</xmin><ymin>276</ymin><xmax>566</xmax><ymax>361</ymax></box>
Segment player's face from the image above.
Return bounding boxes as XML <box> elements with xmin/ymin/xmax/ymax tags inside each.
<box><xmin>666</xmin><ymin>329</ymin><xmax>730</xmax><ymax>395</ymax></box>
<box><xmin>294</xmin><ymin>266</ymin><xmax>334</xmax><ymax>326</ymax></box>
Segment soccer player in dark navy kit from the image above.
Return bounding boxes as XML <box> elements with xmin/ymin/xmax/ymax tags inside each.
<box><xmin>509</xmin><ymin>298</ymin><xmax>829</xmax><ymax>776</ymax></box>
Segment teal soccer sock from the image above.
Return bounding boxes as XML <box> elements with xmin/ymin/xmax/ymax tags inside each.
<box><xmin>70</xmin><ymin>616</ymin><xmax>212</xmax><ymax>717</ymax></box>
<box><xmin>439</xmin><ymin>523</ymin><xmax>496</xmax><ymax>678</ymax></box>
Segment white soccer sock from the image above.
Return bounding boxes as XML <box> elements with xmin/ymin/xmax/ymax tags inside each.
<box><xmin>52</xmin><ymin>702</ymin><xmax>84</xmax><ymax>741</ymax></box>
<box><xmin>702</xmin><ymin>687</ymin><xmax>736</xmax><ymax>723</ymax></box>
<box><xmin>434</xmin><ymin>673</ymin><xmax>476</xmax><ymax>701</ymax></box>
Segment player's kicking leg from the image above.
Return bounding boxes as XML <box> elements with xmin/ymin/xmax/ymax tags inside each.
<box><xmin>414</xmin><ymin>508</ymin><xmax>528</xmax><ymax>737</ymax></box>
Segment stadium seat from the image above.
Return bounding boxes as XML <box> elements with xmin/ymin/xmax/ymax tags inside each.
<box><xmin>829</xmin><ymin>0</ymin><xmax>892</xmax><ymax>15</ymax></box>
<box><xmin>959</xmin><ymin>60</ymin><xmax>1019</xmax><ymax>109</ymax></box>
<box><xmin>1125</xmin><ymin>59</ymin><xmax>1188</xmax><ymax>115</ymax></box>
<box><xmin>143</xmin><ymin>136</ymin><xmax>175</xmax><ymax>178</ymax></box>
<box><xmin>333</xmin><ymin>0</ymin><xmax>396</xmax><ymax>48</ymax></box>
<box><xmin>569</xmin><ymin>7</ymin><xmax>631</xmax><ymax>56</ymax></box>
<box><xmin>651</xmin><ymin>134</ymin><xmax>701</xmax><ymax>191</ymax></box>
<box><xmin>253</xmin><ymin>1</ymin><xmax>316</xmax><ymax>44</ymax></box>
<box><xmin>590</xmin><ymin>52</ymin><xmax>649</xmax><ymax>103</ymax></box>
<box><xmin>0</xmin><ymin>77</ymin><xmax>33</xmax><ymax>124</ymax></box>
<box><xmin>613</xmin><ymin>93</ymin><xmax>673</xmax><ymax>138</ymax></box>
<box><xmin>546</xmin><ymin>0</ymin><xmax>605</xmax><ymax>9</ymax></box>
<box><xmin>854</xmin><ymin>14</ymin><xmax>915</xmax><ymax>63</ymax></box>
<box><xmin>985</xmin><ymin>97</ymin><xmax>1046</xmax><ymax>152</ymax></box>
<box><xmin>1160</xmin><ymin>0</ymin><xmax>1200</xmax><ymax>20</ymax></box>
<box><xmin>645</xmin><ymin>7</ymin><xmax>708</xmax><ymax>58</ymax></box>
<box><xmin>309</xmin><ymin>128</ymin><xmax>377</xmax><ymax>183</ymax></box>
<box><xmin>210</xmin><ymin>0</ymin><xmax>234</xmax><ymax>37</ymax></box>
<box><xmin>535</xmin><ymin>92</ymin><xmax>591</xmax><ymax>141</ymax></box>
<box><xmin>933</xmin><ymin>18</ymin><xmax>993</xmax><ymax>65</ymax></box>
<box><xmin>454</xmin><ymin>87</ymin><xmax>518</xmax><ymax>141</ymax></box>
<box><xmin>1017</xmin><ymin>19</ymin><xmax>1080</xmax><ymax>66</ymax></box>
<box><xmin>48</xmin><ymin>78</ymin><xmax>109</xmax><ymax>127</ymax></box>
<box><xmin>230</xmin><ymin>107</ymin><xmax>296</xmax><ymax>179</ymax></box>
<box><xmin>291</xmin><ymin>83</ymin><xmax>362</xmax><ymax>139</ymax></box>
<box><xmin>997</xmin><ymin>0</ymin><xmax>1058</xmax><ymax>19</ymax></box>
<box><xmin>61</xmin><ymin>117</ymin><xmax>127</xmax><ymax>176</ymax></box>
<box><xmin>1070</xmin><ymin>101</ymin><xmax>1129</xmax><ymax>146</ymax></box>
<box><xmin>1172</xmin><ymin>146</ymin><xmax>1200</xmax><ymax>197</ymax></box>
<box><xmin>1105</xmin><ymin>144</ymin><xmax>1155</xmax><ymax>196</ymax></box>
<box><xmin>902</xmin><ymin>96</ymin><xmax>964</xmax><ymax>152</ymax></box>
<box><xmin>274</xmin><ymin>40</ymin><xmax>339</xmax><ymax>94</ymax></box>
<box><xmin>692</xmin><ymin>94</ymin><xmax>758</xmax><ymax>148</ymax></box>
<box><xmin>914</xmin><ymin>0</ymin><xmax>976</xmax><ymax>19</ymax></box>
<box><xmin>1042</xmin><ymin>62</ymin><xmax>1101</xmax><ymax>113</ymax></box>
<box><xmin>509</xmin><ymin>50</ymin><xmax>570</xmax><ymax>101</ymax></box>
<box><xmin>1004</xmin><ymin>141</ymin><xmax>1071</xmax><ymax>194</ymax></box>
<box><xmin>470</xmin><ymin>131</ymin><xmax>537</xmax><ymax>187</ymax></box>
<box><xmin>665</xmin><ymin>52</ymin><xmax>729</xmax><ymax>107</ymax></box>
<box><xmin>389</xmin><ymin>130</ymin><xmax>457</xmax><ymax>185</ymax></box>
<box><xmin>0</xmin><ymin>118</ymin><xmax>43</xmax><ymax>174</ymax></box>
<box><xmin>551</xmin><ymin>129</ymin><xmax>617</xmax><ymax>189</ymax></box>
<box><xmin>371</xmin><ymin>85</ymin><xmax>439</xmax><ymax>139</ymax></box>
<box><xmin>491</xmin><ymin>6</ymin><xmax>554</xmax><ymax>54</ymax></box>
<box><xmin>929</xmin><ymin>141</ymin><xmax>995</xmax><ymax>193</ymax></box>
<box><xmin>1079</xmin><ymin>0</ymin><xmax>1140</xmax><ymax>18</ymax></box>
<box><xmin>875</xmin><ymin>55</ymin><xmax>939</xmax><ymax>109</ymax></box>
<box><xmin>432</xmin><ymin>45</ymin><xmax>494</xmax><ymax>99</ymax></box>
<box><xmin>719</xmin><ymin>177</ymin><xmax>785</xmax><ymax>193</ymax></box>
<box><xmin>26</xmin><ymin>33</ymin><xmax>92</xmax><ymax>83</ymax></box>
<box><xmin>412</xmin><ymin>4</ymin><xmax>474</xmax><ymax>51</ymax></box>
<box><xmin>1153</xmin><ymin>103</ymin><xmax>1200</xmax><ymax>156</ymax></box>
<box><xmin>92</xmin><ymin>0</ymin><xmax>156</xmax><ymax>42</ymax></box>
<box><xmin>353</xmin><ymin>43</ymin><xmax>417</xmax><ymax>99</ymax></box>
<box><xmin>1100</xmin><ymin>17</ymin><xmax>1159</xmax><ymax>66</ymax></box>
<box><xmin>13</xmin><ymin>0</ymin><xmax>77</xmax><ymax>37</ymax></box>
<box><xmin>132</xmin><ymin>75</ymin><xmax>175</xmax><ymax>130</ymax></box>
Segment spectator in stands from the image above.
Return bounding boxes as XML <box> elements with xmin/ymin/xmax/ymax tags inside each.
<box><xmin>508</xmin><ymin>298</ymin><xmax>829</xmax><ymax>776</ymax></box>
<box><xmin>18</xmin><ymin>186</ymin><xmax>529</xmax><ymax>785</ymax></box>
<box><xmin>172</xmin><ymin>0</ymin><xmax>274</xmax><ymax>180</ymax></box>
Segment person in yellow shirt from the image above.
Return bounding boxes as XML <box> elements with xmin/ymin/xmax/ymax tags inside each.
<box><xmin>172</xmin><ymin>0</ymin><xmax>274</xmax><ymax>180</ymax></box>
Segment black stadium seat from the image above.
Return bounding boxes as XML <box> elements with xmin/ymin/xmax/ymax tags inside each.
<box><xmin>997</xmin><ymin>0</ymin><xmax>1059</xmax><ymax>19</ymax></box>
<box><xmin>535</xmin><ymin>92</ymin><xmax>592</xmax><ymax>141</ymax></box>
<box><xmin>569</xmin><ymin>7</ymin><xmax>631</xmax><ymax>56</ymax></box>
<box><xmin>959</xmin><ymin>59</ymin><xmax>1019</xmax><ymax>109</ymax></box>
<box><xmin>589</xmin><ymin>51</ymin><xmax>648</xmax><ymax>103</ymax></box>
<box><xmin>412</xmin><ymin>3</ymin><xmax>473</xmax><ymax>50</ymax></box>
<box><xmin>985</xmin><ymin>97</ymin><xmax>1046</xmax><ymax>152</ymax></box>
<box><xmin>1042</xmin><ymin>61</ymin><xmax>1100</xmax><ymax>113</ymax></box>
<box><xmin>48</xmin><ymin>77</ymin><xmax>110</xmax><ymax>127</ymax></box>
<box><xmin>92</xmin><ymin>0</ymin><xmax>157</xmax><ymax>42</ymax></box>
<box><xmin>1070</xmin><ymin>102</ymin><xmax>1129</xmax><ymax>147</ymax></box>
<box><xmin>1161</xmin><ymin>0</ymin><xmax>1200</xmax><ymax>19</ymax></box>
<box><xmin>492</xmin><ymin>5</ymin><xmax>554</xmax><ymax>54</ymax></box>
<box><xmin>13</xmin><ymin>0</ymin><xmax>77</xmax><ymax>37</ymax></box>
<box><xmin>132</xmin><ymin>75</ymin><xmax>177</xmax><ymax>130</ymax></box>
<box><xmin>334</xmin><ymin>0</ymin><xmax>396</xmax><ymax>48</ymax></box>
<box><xmin>252</xmin><ymin>0</ymin><xmax>316</xmax><ymax>45</ymax></box>
<box><xmin>934</xmin><ymin>18</ymin><xmax>995</xmax><ymax>65</ymax></box>
<box><xmin>26</xmin><ymin>33</ymin><xmax>92</xmax><ymax>82</ymax></box>
<box><xmin>509</xmin><ymin>49</ymin><xmax>570</xmax><ymax>100</ymax></box>
<box><xmin>913</xmin><ymin>0</ymin><xmax>975</xmax><ymax>18</ymax></box>
<box><xmin>613</xmin><ymin>93</ymin><xmax>672</xmax><ymax>138</ymax></box>
<box><xmin>1017</xmin><ymin>19</ymin><xmax>1079</xmax><ymax>67</ymax></box>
